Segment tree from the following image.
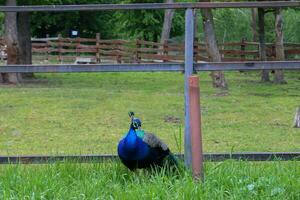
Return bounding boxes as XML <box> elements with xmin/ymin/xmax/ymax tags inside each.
<box><xmin>200</xmin><ymin>1</ymin><xmax>227</xmax><ymax>89</ymax></box>
<box><xmin>251</xmin><ymin>8</ymin><xmax>258</xmax><ymax>42</ymax></box>
<box><xmin>112</xmin><ymin>0</ymin><xmax>184</xmax><ymax>41</ymax></box>
<box><xmin>2</xmin><ymin>0</ymin><xmax>21</xmax><ymax>84</ymax></box>
<box><xmin>258</xmin><ymin>8</ymin><xmax>270</xmax><ymax>82</ymax></box>
<box><xmin>18</xmin><ymin>0</ymin><xmax>33</xmax><ymax>78</ymax></box>
<box><xmin>113</xmin><ymin>0</ymin><xmax>164</xmax><ymax>41</ymax></box>
<box><xmin>160</xmin><ymin>0</ymin><xmax>175</xmax><ymax>44</ymax></box>
<box><xmin>160</xmin><ymin>0</ymin><xmax>174</xmax><ymax>44</ymax></box>
<box><xmin>0</xmin><ymin>0</ymin><xmax>34</xmax><ymax>84</ymax></box>
<box><xmin>27</xmin><ymin>0</ymin><xmax>118</xmax><ymax>38</ymax></box>
<box><xmin>273</xmin><ymin>8</ymin><xmax>286</xmax><ymax>84</ymax></box>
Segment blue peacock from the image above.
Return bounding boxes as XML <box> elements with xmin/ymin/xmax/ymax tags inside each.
<box><xmin>118</xmin><ymin>112</ymin><xmax>178</xmax><ymax>170</ymax></box>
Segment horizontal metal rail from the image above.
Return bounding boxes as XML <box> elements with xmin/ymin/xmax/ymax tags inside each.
<box><xmin>0</xmin><ymin>152</ymin><xmax>299</xmax><ymax>164</ymax></box>
<box><xmin>0</xmin><ymin>61</ymin><xmax>300</xmax><ymax>73</ymax></box>
<box><xmin>194</xmin><ymin>61</ymin><xmax>300</xmax><ymax>71</ymax></box>
<box><xmin>0</xmin><ymin>63</ymin><xmax>183</xmax><ymax>73</ymax></box>
<box><xmin>0</xmin><ymin>2</ymin><xmax>299</xmax><ymax>12</ymax></box>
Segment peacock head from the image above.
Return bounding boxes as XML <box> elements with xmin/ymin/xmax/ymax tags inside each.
<box><xmin>128</xmin><ymin>111</ymin><xmax>142</xmax><ymax>130</ymax></box>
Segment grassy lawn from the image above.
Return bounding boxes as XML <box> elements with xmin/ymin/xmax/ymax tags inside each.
<box><xmin>0</xmin><ymin>160</ymin><xmax>299</xmax><ymax>199</ymax></box>
<box><xmin>0</xmin><ymin>71</ymin><xmax>299</xmax><ymax>155</ymax></box>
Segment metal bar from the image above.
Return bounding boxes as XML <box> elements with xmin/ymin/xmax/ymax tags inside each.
<box><xmin>0</xmin><ymin>63</ymin><xmax>184</xmax><ymax>73</ymax></box>
<box><xmin>0</xmin><ymin>61</ymin><xmax>300</xmax><ymax>73</ymax></box>
<box><xmin>0</xmin><ymin>155</ymin><xmax>116</xmax><ymax>164</ymax></box>
<box><xmin>0</xmin><ymin>2</ymin><xmax>299</xmax><ymax>12</ymax></box>
<box><xmin>0</xmin><ymin>152</ymin><xmax>299</xmax><ymax>164</ymax></box>
<box><xmin>189</xmin><ymin>76</ymin><xmax>204</xmax><ymax>181</ymax></box>
<box><xmin>204</xmin><ymin>152</ymin><xmax>300</xmax><ymax>162</ymax></box>
<box><xmin>194</xmin><ymin>61</ymin><xmax>300</xmax><ymax>71</ymax></box>
<box><xmin>184</xmin><ymin>9</ymin><xmax>194</xmax><ymax>168</ymax></box>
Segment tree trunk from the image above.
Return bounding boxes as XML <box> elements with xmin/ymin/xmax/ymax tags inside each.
<box><xmin>201</xmin><ymin>7</ymin><xmax>227</xmax><ymax>89</ymax></box>
<box><xmin>18</xmin><ymin>11</ymin><xmax>33</xmax><ymax>79</ymax></box>
<box><xmin>273</xmin><ymin>8</ymin><xmax>286</xmax><ymax>84</ymax></box>
<box><xmin>4</xmin><ymin>0</ymin><xmax>21</xmax><ymax>84</ymax></box>
<box><xmin>194</xmin><ymin>9</ymin><xmax>198</xmax><ymax>39</ymax></box>
<box><xmin>251</xmin><ymin>8</ymin><xmax>258</xmax><ymax>42</ymax></box>
<box><xmin>294</xmin><ymin>107</ymin><xmax>300</xmax><ymax>128</ymax></box>
<box><xmin>258</xmin><ymin>8</ymin><xmax>270</xmax><ymax>82</ymax></box>
<box><xmin>160</xmin><ymin>0</ymin><xmax>175</xmax><ymax>44</ymax></box>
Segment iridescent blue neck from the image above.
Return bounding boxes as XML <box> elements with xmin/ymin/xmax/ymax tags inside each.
<box><xmin>124</xmin><ymin>127</ymin><xmax>137</xmax><ymax>151</ymax></box>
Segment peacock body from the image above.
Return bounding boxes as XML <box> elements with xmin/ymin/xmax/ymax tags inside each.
<box><xmin>117</xmin><ymin>112</ymin><xmax>177</xmax><ymax>171</ymax></box>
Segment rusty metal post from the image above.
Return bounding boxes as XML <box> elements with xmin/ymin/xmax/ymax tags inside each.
<box><xmin>189</xmin><ymin>75</ymin><xmax>203</xmax><ymax>181</ymax></box>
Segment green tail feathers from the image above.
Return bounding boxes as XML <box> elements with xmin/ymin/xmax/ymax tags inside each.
<box><xmin>165</xmin><ymin>153</ymin><xmax>179</xmax><ymax>167</ymax></box>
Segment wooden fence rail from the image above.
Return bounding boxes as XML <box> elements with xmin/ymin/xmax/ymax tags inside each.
<box><xmin>0</xmin><ymin>35</ymin><xmax>299</xmax><ymax>64</ymax></box>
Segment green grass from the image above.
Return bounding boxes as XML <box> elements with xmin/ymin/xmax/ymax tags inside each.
<box><xmin>0</xmin><ymin>160</ymin><xmax>299</xmax><ymax>199</ymax></box>
<box><xmin>0</xmin><ymin>71</ymin><xmax>299</xmax><ymax>155</ymax></box>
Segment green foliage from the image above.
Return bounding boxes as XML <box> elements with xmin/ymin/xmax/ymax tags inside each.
<box><xmin>1</xmin><ymin>0</ymin><xmax>299</xmax><ymax>42</ymax></box>
<box><xmin>112</xmin><ymin>0</ymin><xmax>187</xmax><ymax>41</ymax></box>
<box><xmin>0</xmin><ymin>161</ymin><xmax>299</xmax><ymax>199</ymax></box>
<box><xmin>112</xmin><ymin>0</ymin><xmax>164</xmax><ymax>41</ymax></box>
<box><xmin>264</xmin><ymin>11</ymin><xmax>276</xmax><ymax>43</ymax></box>
<box><xmin>29</xmin><ymin>0</ymin><xmax>118</xmax><ymax>38</ymax></box>
<box><xmin>214</xmin><ymin>8</ymin><xmax>252</xmax><ymax>42</ymax></box>
<box><xmin>196</xmin><ymin>8</ymin><xmax>300</xmax><ymax>43</ymax></box>
<box><xmin>283</xmin><ymin>8</ymin><xmax>300</xmax><ymax>43</ymax></box>
<box><xmin>30</xmin><ymin>0</ymin><xmax>185</xmax><ymax>40</ymax></box>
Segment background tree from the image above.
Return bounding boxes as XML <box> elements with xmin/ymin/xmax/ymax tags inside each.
<box><xmin>258</xmin><ymin>7</ymin><xmax>270</xmax><ymax>82</ymax></box>
<box><xmin>283</xmin><ymin>8</ymin><xmax>300</xmax><ymax>43</ymax></box>
<box><xmin>2</xmin><ymin>0</ymin><xmax>21</xmax><ymax>84</ymax></box>
<box><xmin>0</xmin><ymin>0</ymin><xmax>299</xmax><ymax>85</ymax></box>
<box><xmin>251</xmin><ymin>8</ymin><xmax>258</xmax><ymax>42</ymax></box>
<box><xmin>111</xmin><ymin>0</ymin><xmax>185</xmax><ymax>41</ymax></box>
<box><xmin>112</xmin><ymin>0</ymin><xmax>164</xmax><ymax>41</ymax></box>
<box><xmin>29</xmin><ymin>0</ymin><xmax>118</xmax><ymax>38</ymax></box>
<box><xmin>273</xmin><ymin>8</ymin><xmax>286</xmax><ymax>84</ymax></box>
<box><xmin>160</xmin><ymin>0</ymin><xmax>175</xmax><ymax>44</ymax></box>
<box><xmin>18</xmin><ymin>0</ymin><xmax>33</xmax><ymax>78</ymax></box>
<box><xmin>200</xmin><ymin>0</ymin><xmax>227</xmax><ymax>89</ymax></box>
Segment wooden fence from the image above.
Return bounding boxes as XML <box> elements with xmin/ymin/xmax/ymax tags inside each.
<box><xmin>1</xmin><ymin>34</ymin><xmax>300</xmax><ymax>63</ymax></box>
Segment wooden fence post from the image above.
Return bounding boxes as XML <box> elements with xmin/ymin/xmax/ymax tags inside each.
<box><xmin>46</xmin><ymin>34</ymin><xmax>50</xmax><ymax>62</ymax></box>
<box><xmin>184</xmin><ymin>8</ymin><xmax>194</xmax><ymax>168</ymax></box>
<box><xmin>241</xmin><ymin>38</ymin><xmax>246</xmax><ymax>61</ymax></box>
<box><xmin>255</xmin><ymin>42</ymin><xmax>259</xmax><ymax>60</ymax></box>
<box><xmin>163</xmin><ymin>40</ymin><xmax>168</xmax><ymax>62</ymax></box>
<box><xmin>117</xmin><ymin>48</ymin><xmax>122</xmax><ymax>64</ymax></box>
<box><xmin>136</xmin><ymin>38</ymin><xmax>141</xmax><ymax>63</ymax></box>
<box><xmin>189</xmin><ymin>75</ymin><xmax>203</xmax><ymax>181</ymax></box>
<box><xmin>76</xmin><ymin>36</ymin><xmax>80</xmax><ymax>58</ymax></box>
<box><xmin>272</xmin><ymin>44</ymin><xmax>276</xmax><ymax>60</ymax></box>
<box><xmin>58</xmin><ymin>34</ymin><xmax>62</xmax><ymax>63</ymax></box>
<box><xmin>116</xmin><ymin>40</ymin><xmax>122</xmax><ymax>64</ymax></box>
<box><xmin>96</xmin><ymin>33</ymin><xmax>101</xmax><ymax>63</ymax></box>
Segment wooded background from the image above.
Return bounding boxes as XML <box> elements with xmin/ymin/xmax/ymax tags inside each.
<box><xmin>0</xmin><ymin>0</ymin><xmax>299</xmax><ymax>87</ymax></box>
<box><xmin>1</xmin><ymin>35</ymin><xmax>299</xmax><ymax>63</ymax></box>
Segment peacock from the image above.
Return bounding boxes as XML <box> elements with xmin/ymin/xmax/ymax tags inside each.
<box><xmin>117</xmin><ymin>112</ymin><xmax>178</xmax><ymax>171</ymax></box>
